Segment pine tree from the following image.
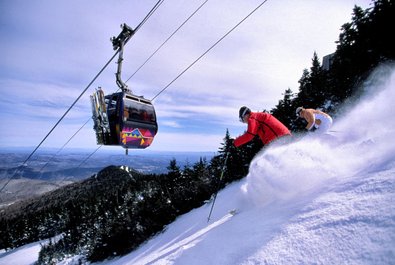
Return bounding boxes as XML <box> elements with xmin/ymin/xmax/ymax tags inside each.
<box><xmin>271</xmin><ymin>88</ymin><xmax>295</xmax><ymax>129</ymax></box>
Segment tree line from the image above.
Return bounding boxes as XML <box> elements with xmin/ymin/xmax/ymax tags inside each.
<box><xmin>272</xmin><ymin>0</ymin><xmax>394</xmax><ymax>132</ymax></box>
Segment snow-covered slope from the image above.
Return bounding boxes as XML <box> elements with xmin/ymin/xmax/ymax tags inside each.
<box><xmin>1</xmin><ymin>66</ymin><xmax>395</xmax><ymax>265</ymax></box>
<box><xmin>98</xmin><ymin>65</ymin><xmax>395</xmax><ymax>265</ymax></box>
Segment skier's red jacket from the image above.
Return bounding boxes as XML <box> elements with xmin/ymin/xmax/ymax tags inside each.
<box><xmin>234</xmin><ymin>112</ymin><xmax>291</xmax><ymax>147</ymax></box>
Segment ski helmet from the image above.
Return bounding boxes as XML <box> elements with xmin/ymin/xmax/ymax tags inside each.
<box><xmin>239</xmin><ymin>106</ymin><xmax>251</xmax><ymax>122</ymax></box>
<box><xmin>296</xmin><ymin>107</ymin><xmax>303</xmax><ymax>117</ymax></box>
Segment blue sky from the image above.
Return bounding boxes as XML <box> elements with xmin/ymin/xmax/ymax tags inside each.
<box><xmin>0</xmin><ymin>0</ymin><xmax>372</xmax><ymax>152</ymax></box>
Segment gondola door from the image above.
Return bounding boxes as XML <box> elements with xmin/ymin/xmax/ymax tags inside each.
<box><xmin>105</xmin><ymin>92</ymin><xmax>122</xmax><ymax>145</ymax></box>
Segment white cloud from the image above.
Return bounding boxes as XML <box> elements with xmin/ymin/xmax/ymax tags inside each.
<box><xmin>161</xmin><ymin>120</ymin><xmax>182</xmax><ymax>128</ymax></box>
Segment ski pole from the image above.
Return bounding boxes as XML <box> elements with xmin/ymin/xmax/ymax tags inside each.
<box><xmin>207</xmin><ymin>151</ymin><xmax>230</xmax><ymax>222</ymax></box>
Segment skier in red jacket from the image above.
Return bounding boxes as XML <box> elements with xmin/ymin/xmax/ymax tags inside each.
<box><xmin>234</xmin><ymin>106</ymin><xmax>291</xmax><ymax>147</ymax></box>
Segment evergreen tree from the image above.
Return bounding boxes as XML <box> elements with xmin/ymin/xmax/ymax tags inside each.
<box><xmin>167</xmin><ymin>159</ymin><xmax>181</xmax><ymax>175</ymax></box>
<box><xmin>271</xmin><ymin>88</ymin><xmax>295</xmax><ymax>129</ymax></box>
<box><xmin>295</xmin><ymin>53</ymin><xmax>329</xmax><ymax>108</ymax></box>
<box><xmin>308</xmin><ymin>52</ymin><xmax>330</xmax><ymax>107</ymax></box>
<box><xmin>166</xmin><ymin>158</ymin><xmax>182</xmax><ymax>195</ymax></box>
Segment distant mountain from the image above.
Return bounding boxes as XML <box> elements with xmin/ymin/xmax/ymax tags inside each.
<box><xmin>0</xmin><ymin>178</ymin><xmax>74</xmax><ymax>209</ymax></box>
<box><xmin>0</xmin><ymin>150</ymin><xmax>215</xmax><ymax>178</ymax></box>
<box><xmin>0</xmin><ymin>150</ymin><xmax>215</xmax><ymax>207</ymax></box>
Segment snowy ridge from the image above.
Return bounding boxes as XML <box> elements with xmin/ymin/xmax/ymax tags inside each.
<box><xmin>1</xmin><ymin>66</ymin><xmax>395</xmax><ymax>264</ymax></box>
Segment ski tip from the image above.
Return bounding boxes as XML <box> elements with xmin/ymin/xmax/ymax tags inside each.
<box><xmin>229</xmin><ymin>209</ymin><xmax>238</xmax><ymax>216</ymax></box>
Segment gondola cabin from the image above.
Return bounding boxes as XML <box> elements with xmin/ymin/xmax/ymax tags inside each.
<box><xmin>91</xmin><ymin>88</ymin><xmax>158</xmax><ymax>149</ymax></box>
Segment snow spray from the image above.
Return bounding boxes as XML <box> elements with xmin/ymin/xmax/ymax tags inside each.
<box><xmin>241</xmin><ymin>64</ymin><xmax>395</xmax><ymax>207</ymax></box>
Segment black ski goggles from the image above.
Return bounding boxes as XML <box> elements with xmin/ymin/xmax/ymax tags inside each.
<box><xmin>239</xmin><ymin>108</ymin><xmax>249</xmax><ymax>122</ymax></box>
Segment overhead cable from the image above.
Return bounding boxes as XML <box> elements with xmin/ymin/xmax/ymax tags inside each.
<box><xmin>151</xmin><ymin>0</ymin><xmax>269</xmax><ymax>101</ymax></box>
<box><xmin>135</xmin><ymin>0</ymin><xmax>165</xmax><ymax>33</ymax></box>
<box><xmin>126</xmin><ymin>0</ymin><xmax>209</xmax><ymax>83</ymax></box>
<box><xmin>0</xmin><ymin>53</ymin><xmax>117</xmax><ymax>195</ymax></box>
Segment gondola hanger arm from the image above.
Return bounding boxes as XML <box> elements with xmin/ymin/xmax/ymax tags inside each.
<box><xmin>111</xmin><ymin>23</ymin><xmax>135</xmax><ymax>92</ymax></box>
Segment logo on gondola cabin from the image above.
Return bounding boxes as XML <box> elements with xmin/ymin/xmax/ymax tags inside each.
<box><xmin>130</xmin><ymin>128</ymin><xmax>142</xmax><ymax>138</ymax></box>
<box><xmin>122</xmin><ymin>128</ymin><xmax>150</xmax><ymax>146</ymax></box>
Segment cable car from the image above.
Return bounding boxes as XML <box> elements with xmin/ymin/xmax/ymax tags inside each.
<box><xmin>90</xmin><ymin>24</ymin><xmax>158</xmax><ymax>151</ymax></box>
<box><xmin>91</xmin><ymin>88</ymin><xmax>157</xmax><ymax>149</ymax></box>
